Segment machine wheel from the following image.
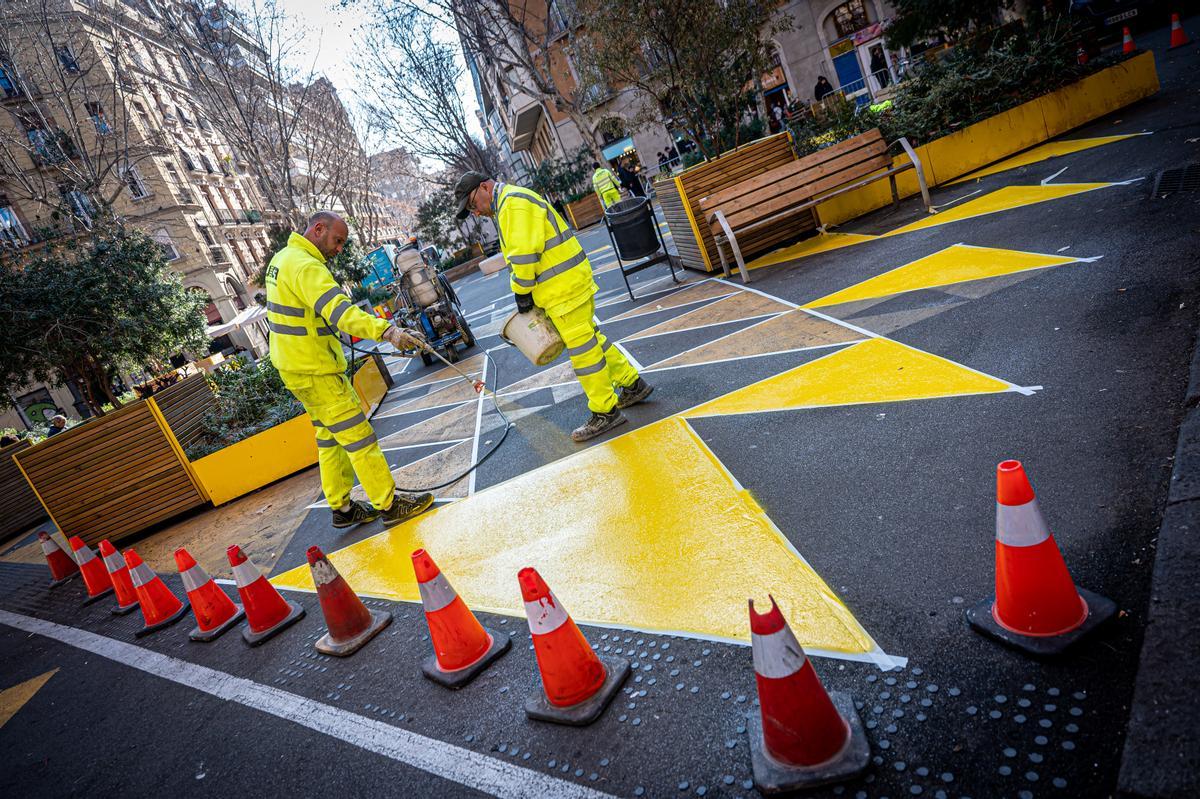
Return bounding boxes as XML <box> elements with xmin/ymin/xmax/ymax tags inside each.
<box><xmin>454</xmin><ymin>306</ymin><xmax>475</xmax><ymax>348</ymax></box>
<box><xmin>444</xmin><ymin>346</ymin><xmax>459</xmax><ymax>364</ymax></box>
<box><xmin>421</xmin><ymin>352</ymin><xmax>434</xmax><ymax>367</ymax></box>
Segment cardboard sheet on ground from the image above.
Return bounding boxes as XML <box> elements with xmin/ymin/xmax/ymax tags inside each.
<box><xmin>272</xmin><ymin>416</ymin><xmax>878</xmax><ymax>657</ymax></box>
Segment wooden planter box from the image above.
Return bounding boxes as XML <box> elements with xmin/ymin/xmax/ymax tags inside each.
<box><xmin>655</xmin><ymin>132</ymin><xmax>807</xmax><ymax>273</ymax></box>
<box><xmin>566</xmin><ymin>193</ymin><xmax>604</xmax><ymax>229</ymax></box>
<box><xmin>0</xmin><ymin>439</ymin><xmax>47</xmax><ymax>541</ymax></box>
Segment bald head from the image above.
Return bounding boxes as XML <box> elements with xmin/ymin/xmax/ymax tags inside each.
<box><xmin>303</xmin><ymin>211</ymin><xmax>349</xmax><ymax>260</ymax></box>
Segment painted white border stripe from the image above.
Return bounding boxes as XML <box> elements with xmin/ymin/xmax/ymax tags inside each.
<box><xmin>0</xmin><ymin>609</ymin><xmax>616</xmax><ymax>799</ymax></box>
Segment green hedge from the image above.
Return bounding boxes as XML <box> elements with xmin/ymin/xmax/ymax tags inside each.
<box><xmin>185</xmin><ymin>358</ymin><xmax>303</xmax><ymax>460</ymax></box>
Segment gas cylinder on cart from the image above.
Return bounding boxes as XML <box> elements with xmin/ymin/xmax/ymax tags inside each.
<box><xmin>395</xmin><ymin>248</ymin><xmax>441</xmax><ymax>309</ymax></box>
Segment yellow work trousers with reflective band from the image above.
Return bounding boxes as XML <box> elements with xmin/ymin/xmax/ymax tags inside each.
<box><xmin>598</xmin><ymin>188</ymin><xmax>620</xmax><ymax>209</ymax></box>
<box><xmin>279</xmin><ymin>371</ymin><xmax>395</xmax><ymax>511</ymax></box>
<box><xmin>549</xmin><ymin>298</ymin><xmax>639</xmax><ymax>414</ymax></box>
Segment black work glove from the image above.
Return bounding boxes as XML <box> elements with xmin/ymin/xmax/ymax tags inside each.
<box><xmin>515</xmin><ymin>292</ymin><xmax>534</xmax><ymax>313</ymax></box>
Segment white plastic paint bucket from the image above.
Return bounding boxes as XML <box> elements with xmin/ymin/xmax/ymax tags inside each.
<box><xmin>501</xmin><ymin>308</ymin><xmax>565</xmax><ymax>366</ymax></box>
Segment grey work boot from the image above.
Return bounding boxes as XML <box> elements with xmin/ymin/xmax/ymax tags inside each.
<box><xmin>616</xmin><ymin>377</ymin><xmax>654</xmax><ymax>409</ymax></box>
<box><xmin>380</xmin><ymin>491</ymin><xmax>435</xmax><ymax>526</ymax></box>
<box><xmin>571</xmin><ymin>409</ymin><xmax>627</xmax><ymax>442</ymax></box>
<box><xmin>331</xmin><ymin>499</ymin><xmax>379</xmax><ymax>529</ymax></box>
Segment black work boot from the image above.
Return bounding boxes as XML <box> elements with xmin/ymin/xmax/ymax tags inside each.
<box><xmin>331</xmin><ymin>499</ymin><xmax>380</xmax><ymax>529</ymax></box>
<box><xmin>380</xmin><ymin>492</ymin><xmax>435</xmax><ymax>526</ymax></box>
<box><xmin>616</xmin><ymin>377</ymin><xmax>654</xmax><ymax>409</ymax></box>
<box><xmin>571</xmin><ymin>409</ymin><xmax>627</xmax><ymax>442</ymax></box>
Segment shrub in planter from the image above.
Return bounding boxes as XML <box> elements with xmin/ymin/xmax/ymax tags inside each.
<box><xmin>185</xmin><ymin>359</ymin><xmax>304</xmax><ymax>459</ymax></box>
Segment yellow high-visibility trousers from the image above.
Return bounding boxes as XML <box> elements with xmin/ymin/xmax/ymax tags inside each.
<box><xmin>599</xmin><ymin>188</ymin><xmax>620</xmax><ymax>209</ymax></box>
<box><xmin>549</xmin><ymin>298</ymin><xmax>639</xmax><ymax>414</ymax></box>
<box><xmin>279</xmin><ymin>370</ymin><xmax>395</xmax><ymax>510</ymax></box>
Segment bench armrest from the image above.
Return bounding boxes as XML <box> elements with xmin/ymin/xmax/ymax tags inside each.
<box><xmin>888</xmin><ymin>136</ymin><xmax>933</xmax><ymax>212</ymax></box>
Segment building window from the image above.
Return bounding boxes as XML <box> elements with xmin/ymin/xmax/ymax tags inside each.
<box><xmin>199</xmin><ymin>153</ymin><xmax>216</xmax><ymax>173</ymax></box>
<box><xmin>85</xmin><ymin>102</ymin><xmax>112</xmax><ymax>135</ymax></box>
<box><xmin>831</xmin><ymin>0</ymin><xmax>869</xmax><ymax>39</ymax></box>
<box><xmin>177</xmin><ymin>105</ymin><xmax>194</xmax><ymax>126</ymax></box>
<box><xmin>179</xmin><ymin>148</ymin><xmax>198</xmax><ymax>171</ymax></box>
<box><xmin>152</xmin><ymin>227</ymin><xmax>180</xmax><ymax>260</ymax></box>
<box><xmin>60</xmin><ymin>186</ymin><xmax>96</xmax><ymax>227</ymax></box>
<box><xmin>0</xmin><ymin>200</ymin><xmax>31</xmax><ymax>248</ymax></box>
<box><xmin>57</xmin><ymin>46</ymin><xmax>80</xmax><ymax>74</ymax></box>
<box><xmin>195</xmin><ymin>222</ymin><xmax>215</xmax><ymax>246</ymax></box>
<box><xmin>123</xmin><ymin>165</ymin><xmax>150</xmax><ymax>199</ymax></box>
<box><xmin>0</xmin><ymin>54</ymin><xmax>21</xmax><ymax>99</ymax></box>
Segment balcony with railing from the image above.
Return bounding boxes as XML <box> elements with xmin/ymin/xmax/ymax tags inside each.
<box><xmin>214</xmin><ymin>208</ymin><xmax>239</xmax><ymax>225</ymax></box>
<box><xmin>208</xmin><ymin>244</ymin><xmax>231</xmax><ymax>264</ymax></box>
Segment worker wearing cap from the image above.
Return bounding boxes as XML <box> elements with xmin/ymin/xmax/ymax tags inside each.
<box><xmin>265</xmin><ymin>210</ymin><xmax>434</xmax><ymax>528</ymax></box>
<box><xmin>455</xmin><ymin>172</ymin><xmax>653</xmax><ymax>442</ymax></box>
<box><xmin>591</xmin><ymin>162</ymin><xmax>621</xmax><ymax>209</ymax></box>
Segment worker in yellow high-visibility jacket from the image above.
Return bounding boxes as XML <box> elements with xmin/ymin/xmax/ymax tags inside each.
<box><xmin>591</xmin><ymin>162</ymin><xmax>621</xmax><ymax>209</ymax></box>
<box><xmin>454</xmin><ymin>172</ymin><xmax>653</xmax><ymax>442</ymax></box>
<box><xmin>265</xmin><ymin>210</ymin><xmax>434</xmax><ymax>528</ymax></box>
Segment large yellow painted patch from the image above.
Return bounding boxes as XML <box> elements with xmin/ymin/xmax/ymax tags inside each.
<box><xmin>746</xmin><ymin>232</ymin><xmax>878</xmax><ymax>271</ymax></box>
<box><xmin>684</xmin><ymin>337</ymin><xmax>1014</xmax><ymax>418</ymax></box>
<box><xmin>947</xmin><ymin>134</ymin><xmax>1147</xmax><ymax>186</ymax></box>
<box><xmin>804</xmin><ymin>244</ymin><xmax>1085</xmax><ymax>309</ymax></box>
<box><xmin>272</xmin><ymin>416</ymin><xmax>877</xmax><ymax>655</ymax></box>
<box><xmin>883</xmin><ymin>183</ymin><xmax>1111</xmax><ymax>237</ymax></box>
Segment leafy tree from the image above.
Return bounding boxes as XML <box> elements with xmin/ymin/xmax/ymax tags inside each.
<box><xmin>0</xmin><ymin>227</ymin><xmax>209</xmax><ymax>415</ymax></box>
<box><xmin>252</xmin><ymin>224</ymin><xmax>369</xmax><ymax>291</ymax></box>
<box><xmin>414</xmin><ymin>188</ymin><xmax>459</xmax><ymax>253</ymax></box>
<box><xmin>526</xmin><ymin>147</ymin><xmax>592</xmax><ymax>205</ymax></box>
<box><xmin>185</xmin><ymin>358</ymin><xmax>303</xmax><ymax>459</ymax></box>
<box><xmin>886</xmin><ymin>0</ymin><xmax>1013</xmax><ymax>50</ymax></box>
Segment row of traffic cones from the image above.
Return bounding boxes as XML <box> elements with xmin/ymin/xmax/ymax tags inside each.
<box><xmin>37</xmin><ymin>457</ymin><xmax>1111</xmax><ymax>794</ymax></box>
<box><xmin>1119</xmin><ymin>13</ymin><xmax>1192</xmax><ymax>55</ymax></box>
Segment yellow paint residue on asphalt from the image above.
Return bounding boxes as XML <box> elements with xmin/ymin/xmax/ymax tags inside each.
<box><xmin>804</xmin><ymin>244</ymin><xmax>1082</xmax><ymax>309</ymax></box>
<box><xmin>746</xmin><ymin>232</ymin><xmax>878</xmax><ymax>271</ymax></box>
<box><xmin>272</xmin><ymin>416</ymin><xmax>878</xmax><ymax>654</ymax></box>
<box><xmin>684</xmin><ymin>337</ymin><xmax>1012</xmax><ymax>418</ymax></box>
<box><xmin>882</xmin><ymin>183</ymin><xmax>1110</xmax><ymax>237</ymax></box>
<box><xmin>947</xmin><ymin>134</ymin><xmax>1146</xmax><ymax>186</ymax></box>
<box><xmin>0</xmin><ymin>669</ymin><xmax>57</xmax><ymax>729</ymax></box>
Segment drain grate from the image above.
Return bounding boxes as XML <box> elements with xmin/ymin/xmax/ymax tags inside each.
<box><xmin>1151</xmin><ymin>164</ymin><xmax>1200</xmax><ymax>196</ymax></box>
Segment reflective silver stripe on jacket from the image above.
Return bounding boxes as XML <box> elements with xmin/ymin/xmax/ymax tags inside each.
<box><xmin>574</xmin><ymin>358</ymin><xmax>607</xmax><ymax>377</ymax></box>
<box><xmin>327</xmin><ymin>299</ymin><xmax>350</xmax><ymax>329</ymax></box>
<box><xmin>566</xmin><ymin>336</ymin><xmax>599</xmax><ymax>358</ymax></box>
<box><xmin>537</xmin><ymin>250</ymin><xmax>587</xmax><ymax>283</ymax></box>
<box><xmin>326</xmin><ymin>412</ymin><xmax>367</xmax><ymax>434</ymax></box>
<box><xmin>313</xmin><ymin>286</ymin><xmax>343</xmax><ymax>318</ymax></box>
<box><xmin>269</xmin><ymin>320</ymin><xmax>308</xmax><ymax>336</ymax></box>
<box><xmin>267</xmin><ymin>301</ymin><xmax>305</xmax><ymax>317</ymax></box>
<box><xmin>316</xmin><ymin>437</ymin><xmax>337</xmax><ymax>448</ymax></box>
<box><xmin>513</xmin><ymin>275</ymin><xmax>536</xmax><ymax>288</ymax></box>
<box><xmin>343</xmin><ymin>430</ymin><xmax>377</xmax><ymax>453</ymax></box>
<box><xmin>509</xmin><ymin>253</ymin><xmax>540</xmax><ymax>265</ymax></box>
<box><xmin>544</xmin><ymin>231</ymin><xmax>571</xmax><ymax>250</ymax></box>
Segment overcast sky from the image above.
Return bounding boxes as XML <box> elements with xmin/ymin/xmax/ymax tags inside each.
<box><xmin>278</xmin><ymin>0</ymin><xmax>483</xmax><ymax>159</ymax></box>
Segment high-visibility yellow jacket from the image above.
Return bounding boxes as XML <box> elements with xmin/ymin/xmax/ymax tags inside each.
<box><xmin>495</xmin><ymin>183</ymin><xmax>596</xmax><ymax>318</ymax></box>
<box><xmin>265</xmin><ymin>232</ymin><xmax>390</xmax><ymax>375</ymax></box>
<box><xmin>592</xmin><ymin>167</ymin><xmax>620</xmax><ymax>197</ymax></box>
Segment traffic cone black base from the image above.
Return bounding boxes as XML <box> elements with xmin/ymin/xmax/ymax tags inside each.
<box><xmin>242</xmin><ymin>600</ymin><xmax>304</xmax><ymax>646</ymax></box>
<box><xmin>422</xmin><ymin>625</ymin><xmax>510</xmax><ymax>689</ymax></box>
<box><xmin>50</xmin><ymin>572</ymin><xmax>79</xmax><ymax>589</ymax></box>
<box><xmin>111</xmin><ymin>598</ymin><xmax>139</xmax><ymax>616</ymax></box>
<box><xmin>524</xmin><ymin>654</ymin><xmax>630</xmax><ymax>726</ymax></box>
<box><xmin>134</xmin><ymin>600</ymin><xmax>190</xmax><ymax>638</ymax></box>
<box><xmin>190</xmin><ymin>604</ymin><xmax>245</xmax><ymax>642</ymax></box>
<box><xmin>967</xmin><ymin>586</ymin><xmax>1116</xmax><ymax>657</ymax></box>
<box><xmin>316</xmin><ymin>608</ymin><xmax>392</xmax><ymax>657</ymax></box>
<box><xmin>746</xmin><ymin>691</ymin><xmax>869</xmax><ymax>794</ymax></box>
<box><xmin>82</xmin><ymin>585</ymin><xmax>113</xmax><ymax>606</ymax></box>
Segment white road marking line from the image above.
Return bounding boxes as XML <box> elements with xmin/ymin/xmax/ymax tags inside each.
<box><xmin>644</xmin><ymin>339</ymin><xmax>865</xmax><ymax>374</ymax></box>
<box><xmin>0</xmin><ymin>610</ymin><xmax>614</xmax><ymax>799</ymax></box>
<box><xmin>931</xmin><ymin>188</ymin><xmax>982</xmax><ymax>211</ymax></box>
<box><xmin>381</xmin><ymin>439</ymin><xmax>470</xmax><ymax>453</ymax></box>
<box><xmin>620</xmin><ymin>312</ymin><xmax>784</xmax><ymax>344</ymax></box>
<box><xmin>468</xmin><ymin>356</ymin><xmax>488</xmax><ymax>496</ymax></box>
<box><xmin>1041</xmin><ymin>166</ymin><xmax>1069</xmax><ymax>185</ymax></box>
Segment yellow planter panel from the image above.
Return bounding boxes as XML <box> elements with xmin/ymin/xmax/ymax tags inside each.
<box><xmin>191</xmin><ymin>414</ymin><xmax>316</xmax><ymax>506</ymax></box>
<box><xmin>353</xmin><ymin>356</ymin><xmax>389</xmax><ymax>415</ymax></box>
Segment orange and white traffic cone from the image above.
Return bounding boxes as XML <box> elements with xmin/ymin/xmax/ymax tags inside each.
<box><xmin>1122</xmin><ymin>26</ymin><xmax>1137</xmax><ymax>54</ymax></box>
<box><xmin>176</xmin><ymin>548</ymin><xmax>244</xmax><ymax>642</ymax></box>
<box><xmin>98</xmin><ymin>540</ymin><xmax>138</xmax><ymax>615</ymax></box>
<box><xmin>1076</xmin><ymin>43</ymin><xmax>1089</xmax><ymax>65</ymax></box>
<box><xmin>125</xmin><ymin>548</ymin><xmax>190</xmax><ymax>637</ymax></box>
<box><xmin>519</xmin><ymin>567</ymin><xmax>629</xmax><ymax>725</ymax></box>
<box><xmin>1169</xmin><ymin>13</ymin><xmax>1191</xmax><ymax>48</ymax></box>
<box><xmin>69</xmin><ymin>536</ymin><xmax>113</xmax><ymax>605</ymax></box>
<box><xmin>966</xmin><ymin>460</ymin><xmax>1116</xmax><ymax>655</ymax></box>
<box><xmin>412</xmin><ymin>548</ymin><xmax>509</xmax><ymax>687</ymax></box>
<box><xmin>746</xmin><ymin>596</ymin><xmax>869</xmax><ymax>792</ymax></box>
<box><xmin>228</xmin><ymin>544</ymin><xmax>304</xmax><ymax>646</ymax></box>
<box><xmin>307</xmin><ymin>546</ymin><xmax>390</xmax><ymax>656</ymax></box>
<box><xmin>39</xmin><ymin>531</ymin><xmax>79</xmax><ymax>587</ymax></box>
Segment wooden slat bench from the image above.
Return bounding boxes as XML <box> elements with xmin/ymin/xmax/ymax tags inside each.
<box><xmin>699</xmin><ymin>129</ymin><xmax>932</xmax><ymax>282</ymax></box>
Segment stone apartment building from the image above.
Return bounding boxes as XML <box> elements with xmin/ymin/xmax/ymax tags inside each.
<box><xmin>465</xmin><ymin>0</ymin><xmax>904</xmax><ymax>180</ymax></box>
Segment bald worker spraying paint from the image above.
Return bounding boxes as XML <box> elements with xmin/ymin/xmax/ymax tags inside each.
<box><xmin>455</xmin><ymin>172</ymin><xmax>654</xmax><ymax>442</ymax></box>
<box><xmin>265</xmin><ymin>211</ymin><xmax>434</xmax><ymax>528</ymax></box>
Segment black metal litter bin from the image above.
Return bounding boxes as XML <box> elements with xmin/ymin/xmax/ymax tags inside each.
<box><xmin>605</xmin><ymin>197</ymin><xmax>659</xmax><ymax>261</ymax></box>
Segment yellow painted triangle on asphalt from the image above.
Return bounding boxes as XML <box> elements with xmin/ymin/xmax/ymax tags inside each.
<box><xmin>804</xmin><ymin>244</ymin><xmax>1083</xmax><ymax>309</ymax></box>
<box><xmin>684</xmin><ymin>337</ymin><xmax>1012</xmax><ymax>418</ymax></box>
<box><xmin>273</xmin><ymin>416</ymin><xmax>878</xmax><ymax>655</ymax></box>
<box><xmin>947</xmin><ymin>134</ymin><xmax>1147</xmax><ymax>186</ymax></box>
<box><xmin>747</xmin><ymin>232</ymin><xmax>877</xmax><ymax>271</ymax></box>
<box><xmin>882</xmin><ymin>183</ymin><xmax>1111</xmax><ymax>238</ymax></box>
<box><xmin>0</xmin><ymin>669</ymin><xmax>57</xmax><ymax>730</ymax></box>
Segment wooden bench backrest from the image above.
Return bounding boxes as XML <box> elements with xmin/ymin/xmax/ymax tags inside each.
<box><xmin>701</xmin><ymin>129</ymin><xmax>890</xmax><ymax>229</ymax></box>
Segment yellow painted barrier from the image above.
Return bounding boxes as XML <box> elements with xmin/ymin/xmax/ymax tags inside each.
<box><xmin>815</xmin><ymin>52</ymin><xmax>1159</xmax><ymax>227</ymax></box>
<box><xmin>353</xmin><ymin>354</ymin><xmax>389</xmax><ymax>416</ymax></box>
<box><xmin>189</xmin><ymin>414</ymin><xmax>316</xmax><ymax>506</ymax></box>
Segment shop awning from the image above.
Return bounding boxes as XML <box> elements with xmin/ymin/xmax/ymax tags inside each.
<box><xmin>602</xmin><ymin>137</ymin><xmax>634</xmax><ymax>161</ymax></box>
<box><xmin>205</xmin><ymin>304</ymin><xmax>267</xmax><ymax>338</ymax></box>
